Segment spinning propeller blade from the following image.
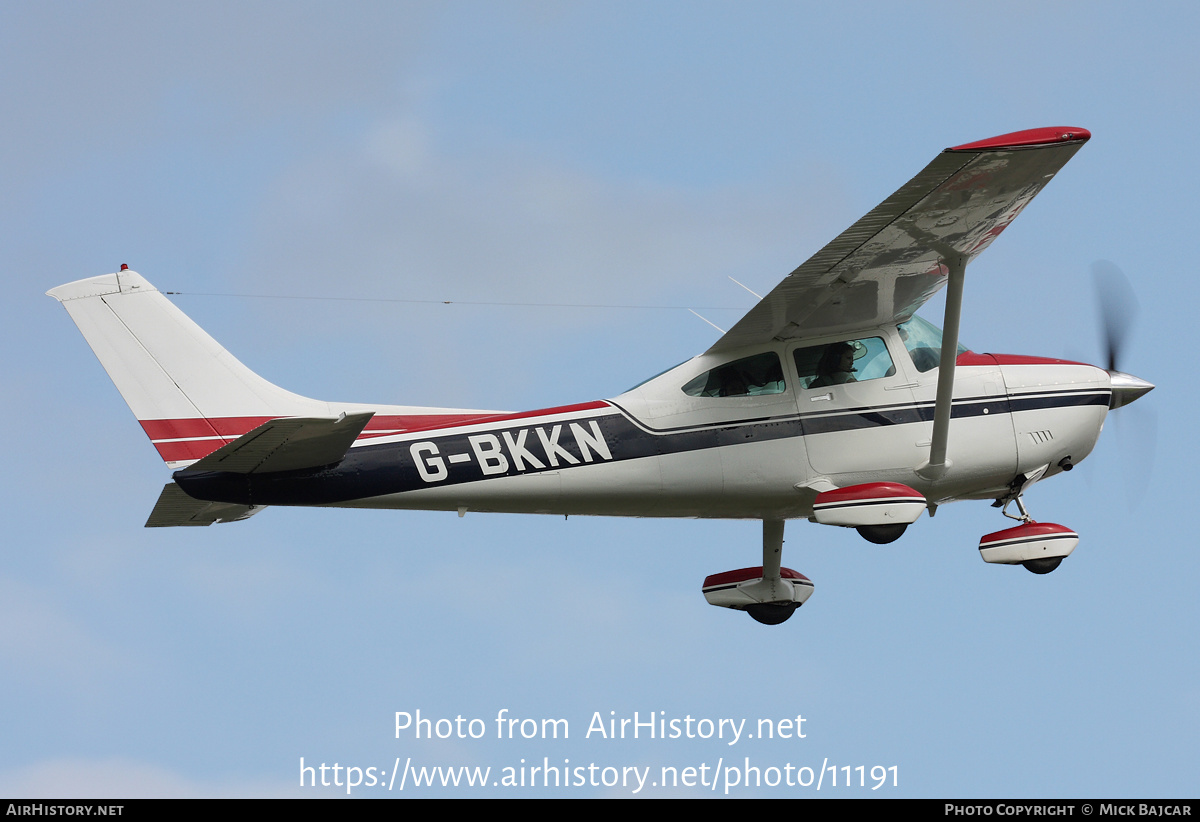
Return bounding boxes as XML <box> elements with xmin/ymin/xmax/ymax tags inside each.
<box><xmin>1093</xmin><ymin>260</ymin><xmax>1138</xmax><ymax>373</ymax></box>
<box><xmin>1093</xmin><ymin>261</ymin><xmax>1154</xmax><ymax>409</ymax></box>
<box><xmin>1090</xmin><ymin>261</ymin><xmax>1156</xmax><ymax>510</ymax></box>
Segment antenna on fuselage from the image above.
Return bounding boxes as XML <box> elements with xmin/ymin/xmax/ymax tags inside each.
<box><xmin>728</xmin><ymin>276</ymin><xmax>764</xmax><ymax>301</ymax></box>
<box><xmin>687</xmin><ymin>309</ymin><xmax>727</xmax><ymax>335</ymax></box>
<box><xmin>685</xmin><ymin>276</ymin><xmax>761</xmax><ymax>335</ymax></box>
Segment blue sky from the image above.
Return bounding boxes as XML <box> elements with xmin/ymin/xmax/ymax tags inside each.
<box><xmin>3</xmin><ymin>1</ymin><xmax>1196</xmax><ymax>797</ymax></box>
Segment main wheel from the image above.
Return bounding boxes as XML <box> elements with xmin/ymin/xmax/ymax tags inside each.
<box><xmin>1022</xmin><ymin>557</ymin><xmax>1063</xmax><ymax>575</ymax></box>
<box><xmin>856</xmin><ymin>524</ymin><xmax>908</xmax><ymax>544</ymax></box>
<box><xmin>746</xmin><ymin>603</ymin><xmax>798</xmax><ymax>625</ymax></box>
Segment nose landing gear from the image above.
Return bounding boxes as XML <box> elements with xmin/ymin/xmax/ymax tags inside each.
<box><xmin>981</xmin><ymin>488</ymin><xmax>1078</xmax><ymax>574</ymax></box>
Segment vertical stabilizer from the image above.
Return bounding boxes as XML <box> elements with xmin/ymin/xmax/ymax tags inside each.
<box><xmin>48</xmin><ymin>270</ymin><xmax>331</xmax><ymax>465</ymax></box>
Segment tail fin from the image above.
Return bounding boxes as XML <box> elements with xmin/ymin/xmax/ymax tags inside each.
<box><xmin>48</xmin><ymin>269</ymin><xmax>332</xmax><ymax>467</ymax></box>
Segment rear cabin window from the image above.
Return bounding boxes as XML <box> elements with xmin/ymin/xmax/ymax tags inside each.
<box><xmin>682</xmin><ymin>352</ymin><xmax>785</xmax><ymax>398</ymax></box>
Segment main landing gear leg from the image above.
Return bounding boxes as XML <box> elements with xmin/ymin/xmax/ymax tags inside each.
<box><xmin>746</xmin><ymin>519</ymin><xmax>799</xmax><ymax>626</ymax></box>
<box><xmin>700</xmin><ymin>520</ymin><xmax>814</xmax><ymax>623</ymax></box>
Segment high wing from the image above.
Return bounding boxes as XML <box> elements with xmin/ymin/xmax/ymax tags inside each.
<box><xmin>709</xmin><ymin>127</ymin><xmax>1091</xmax><ymax>353</ymax></box>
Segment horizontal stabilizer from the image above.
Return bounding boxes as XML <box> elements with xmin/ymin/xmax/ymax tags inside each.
<box><xmin>145</xmin><ymin>482</ymin><xmax>263</xmax><ymax>527</ymax></box>
<box><xmin>183</xmin><ymin>412</ymin><xmax>375</xmax><ymax>474</ymax></box>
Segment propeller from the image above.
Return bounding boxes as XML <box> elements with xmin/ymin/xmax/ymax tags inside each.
<box><xmin>1093</xmin><ymin>260</ymin><xmax>1138</xmax><ymax>373</ymax></box>
<box><xmin>1092</xmin><ymin>260</ymin><xmax>1154</xmax><ymax>409</ymax></box>
<box><xmin>1091</xmin><ymin>261</ymin><xmax>1156</xmax><ymax>511</ymax></box>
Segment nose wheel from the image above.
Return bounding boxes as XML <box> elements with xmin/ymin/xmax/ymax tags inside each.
<box><xmin>1022</xmin><ymin>557</ymin><xmax>1063</xmax><ymax>575</ymax></box>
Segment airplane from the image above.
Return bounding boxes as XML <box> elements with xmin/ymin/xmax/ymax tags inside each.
<box><xmin>48</xmin><ymin>126</ymin><xmax>1153</xmax><ymax>625</ymax></box>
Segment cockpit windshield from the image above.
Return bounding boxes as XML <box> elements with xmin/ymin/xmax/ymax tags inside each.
<box><xmin>897</xmin><ymin>316</ymin><xmax>969</xmax><ymax>373</ymax></box>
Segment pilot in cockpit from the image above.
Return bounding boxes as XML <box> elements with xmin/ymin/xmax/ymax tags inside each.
<box><xmin>810</xmin><ymin>342</ymin><xmax>859</xmax><ymax>388</ymax></box>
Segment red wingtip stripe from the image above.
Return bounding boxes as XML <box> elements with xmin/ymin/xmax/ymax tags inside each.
<box><xmin>950</xmin><ymin>127</ymin><xmax>1091</xmax><ymax>152</ymax></box>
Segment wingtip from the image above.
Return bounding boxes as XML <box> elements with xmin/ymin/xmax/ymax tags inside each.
<box><xmin>949</xmin><ymin>127</ymin><xmax>1091</xmax><ymax>152</ymax></box>
<box><xmin>46</xmin><ymin>270</ymin><xmax>154</xmax><ymax>302</ymax></box>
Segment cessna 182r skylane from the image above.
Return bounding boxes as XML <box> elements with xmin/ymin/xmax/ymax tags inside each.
<box><xmin>50</xmin><ymin>126</ymin><xmax>1153</xmax><ymax>624</ymax></box>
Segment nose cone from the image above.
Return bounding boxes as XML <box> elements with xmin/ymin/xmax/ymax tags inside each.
<box><xmin>1108</xmin><ymin>370</ymin><xmax>1154</xmax><ymax>409</ymax></box>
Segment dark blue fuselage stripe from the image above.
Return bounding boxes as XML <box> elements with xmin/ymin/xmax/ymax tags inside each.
<box><xmin>174</xmin><ymin>389</ymin><xmax>1108</xmax><ymax>506</ymax></box>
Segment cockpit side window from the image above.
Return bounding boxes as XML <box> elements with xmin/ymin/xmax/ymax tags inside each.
<box><xmin>897</xmin><ymin>316</ymin><xmax>969</xmax><ymax>373</ymax></box>
<box><xmin>793</xmin><ymin>337</ymin><xmax>895</xmax><ymax>389</ymax></box>
<box><xmin>681</xmin><ymin>352</ymin><xmax>785</xmax><ymax>398</ymax></box>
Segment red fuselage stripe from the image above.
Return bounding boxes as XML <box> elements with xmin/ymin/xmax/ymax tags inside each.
<box><xmin>955</xmin><ymin>352</ymin><xmax>1091</xmax><ymax>368</ymax></box>
<box><xmin>139</xmin><ymin>401</ymin><xmax>613</xmax><ymax>462</ymax></box>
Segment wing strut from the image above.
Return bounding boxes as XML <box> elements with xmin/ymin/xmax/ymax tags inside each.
<box><xmin>916</xmin><ymin>253</ymin><xmax>966</xmax><ymax>481</ymax></box>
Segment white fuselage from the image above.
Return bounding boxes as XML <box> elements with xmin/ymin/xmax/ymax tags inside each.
<box><xmin>327</xmin><ymin>325</ymin><xmax>1111</xmax><ymax>520</ymax></box>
